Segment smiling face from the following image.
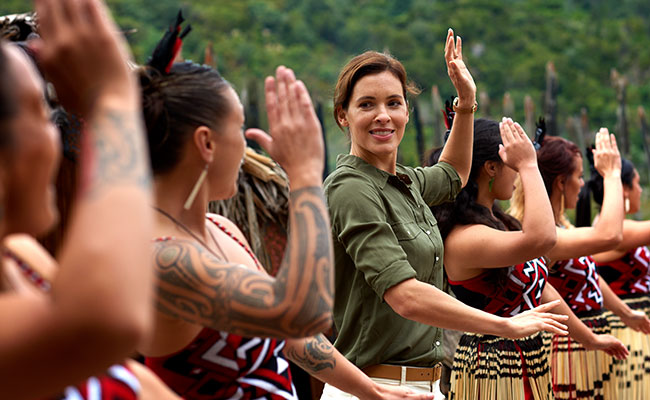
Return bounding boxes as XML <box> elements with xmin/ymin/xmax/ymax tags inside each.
<box><xmin>4</xmin><ymin>45</ymin><xmax>61</xmax><ymax>236</ymax></box>
<box><xmin>338</xmin><ymin>71</ymin><xmax>409</xmax><ymax>170</ymax></box>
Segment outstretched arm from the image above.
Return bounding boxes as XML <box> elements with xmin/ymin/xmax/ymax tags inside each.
<box><xmin>384</xmin><ymin>278</ymin><xmax>568</xmax><ymax>340</ymax></box>
<box><xmin>284</xmin><ymin>335</ymin><xmax>434</xmax><ymax>400</ymax></box>
<box><xmin>541</xmin><ymin>284</ymin><xmax>628</xmax><ymax>359</ymax></box>
<box><xmin>600</xmin><ymin>279</ymin><xmax>650</xmax><ymax>334</ymax></box>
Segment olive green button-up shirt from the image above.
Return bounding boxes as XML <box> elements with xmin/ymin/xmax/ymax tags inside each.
<box><xmin>324</xmin><ymin>154</ymin><xmax>462</xmax><ymax>369</ymax></box>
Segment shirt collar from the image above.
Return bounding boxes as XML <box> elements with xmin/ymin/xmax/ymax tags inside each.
<box><xmin>336</xmin><ymin>154</ymin><xmax>413</xmax><ymax>189</ymax></box>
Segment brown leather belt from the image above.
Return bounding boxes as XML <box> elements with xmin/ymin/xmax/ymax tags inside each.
<box><xmin>363</xmin><ymin>363</ymin><xmax>442</xmax><ymax>382</ymax></box>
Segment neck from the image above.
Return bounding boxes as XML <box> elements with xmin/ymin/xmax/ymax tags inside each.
<box><xmin>550</xmin><ymin>193</ymin><xmax>563</xmax><ymax>225</ymax></box>
<box><xmin>154</xmin><ymin>168</ymin><xmax>210</xmax><ymax>235</ymax></box>
<box><xmin>350</xmin><ymin>145</ymin><xmax>398</xmax><ymax>175</ymax></box>
<box><xmin>475</xmin><ymin>180</ymin><xmax>496</xmax><ymax>213</ymax></box>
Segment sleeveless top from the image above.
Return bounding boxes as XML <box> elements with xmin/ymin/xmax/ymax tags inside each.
<box><xmin>146</xmin><ymin>216</ymin><xmax>297</xmax><ymax>399</ymax></box>
<box><xmin>595</xmin><ymin>246</ymin><xmax>650</xmax><ymax>296</ymax></box>
<box><xmin>3</xmin><ymin>250</ymin><xmax>140</xmax><ymax>400</ymax></box>
<box><xmin>547</xmin><ymin>256</ymin><xmax>603</xmax><ymax>313</ymax></box>
<box><xmin>448</xmin><ymin>257</ymin><xmax>548</xmax><ymax>317</ymax></box>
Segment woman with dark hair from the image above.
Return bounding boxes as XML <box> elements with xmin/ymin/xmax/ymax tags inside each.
<box><xmin>431</xmin><ymin>118</ymin><xmax>628</xmax><ymax>400</ymax></box>
<box><xmin>508</xmin><ymin>129</ymin><xmax>644</xmax><ymax>399</ymax></box>
<box><xmin>576</xmin><ymin>154</ymin><xmax>650</xmax><ymax>397</ymax></box>
<box><xmin>0</xmin><ymin>0</ymin><xmax>156</xmax><ymax>397</ymax></box>
<box><xmin>324</xmin><ymin>29</ymin><xmax>568</xmax><ymax>399</ymax></box>
<box><xmin>136</xmin><ymin>17</ymin><xmax>435</xmax><ymax>399</ymax></box>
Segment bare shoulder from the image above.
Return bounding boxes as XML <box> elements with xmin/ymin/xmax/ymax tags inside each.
<box><xmin>205</xmin><ymin>213</ymin><xmax>250</xmax><ymax>244</ymax></box>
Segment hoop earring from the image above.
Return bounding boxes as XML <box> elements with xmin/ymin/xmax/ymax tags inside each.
<box><xmin>625</xmin><ymin>197</ymin><xmax>630</xmax><ymax>213</ymax></box>
<box><xmin>184</xmin><ymin>164</ymin><xmax>209</xmax><ymax>210</ymax></box>
<box><xmin>488</xmin><ymin>176</ymin><xmax>495</xmax><ymax>193</ymax></box>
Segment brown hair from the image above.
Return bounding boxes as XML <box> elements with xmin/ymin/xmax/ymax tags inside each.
<box><xmin>333</xmin><ymin>51</ymin><xmax>420</xmax><ymax>131</ymax></box>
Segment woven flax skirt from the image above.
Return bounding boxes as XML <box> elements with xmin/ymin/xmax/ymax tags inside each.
<box><xmin>550</xmin><ymin>308</ymin><xmax>615</xmax><ymax>400</ymax></box>
<box><xmin>449</xmin><ymin>331</ymin><xmax>552</xmax><ymax>400</ymax></box>
<box><xmin>605</xmin><ymin>294</ymin><xmax>650</xmax><ymax>400</ymax></box>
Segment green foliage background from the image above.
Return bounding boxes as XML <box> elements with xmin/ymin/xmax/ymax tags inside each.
<box><xmin>4</xmin><ymin>0</ymin><xmax>650</xmax><ymax>217</ymax></box>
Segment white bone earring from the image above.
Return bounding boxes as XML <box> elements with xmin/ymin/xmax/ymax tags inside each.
<box><xmin>184</xmin><ymin>164</ymin><xmax>209</xmax><ymax>210</ymax></box>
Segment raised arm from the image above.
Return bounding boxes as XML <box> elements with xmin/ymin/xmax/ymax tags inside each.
<box><xmin>443</xmin><ymin>119</ymin><xmax>556</xmax><ymax>273</ymax></box>
<box><xmin>0</xmin><ymin>0</ymin><xmax>154</xmax><ymax>397</ymax></box>
<box><xmin>438</xmin><ymin>28</ymin><xmax>477</xmax><ymax>186</ymax></box>
<box><xmin>547</xmin><ymin>129</ymin><xmax>623</xmax><ymax>263</ymax></box>
<box><xmin>153</xmin><ymin>66</ymin><xmax>333</xmax><ymax>338</ymax></box>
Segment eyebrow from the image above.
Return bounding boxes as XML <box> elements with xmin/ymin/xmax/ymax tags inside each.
<box><xmin>355</xmin><ymin>94</ymin><xmax>403</xmax><ymax>102</ymax></box>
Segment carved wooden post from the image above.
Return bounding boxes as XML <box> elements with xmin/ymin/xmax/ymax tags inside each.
<box><xmin>431</xmin><ymin>85</ymin><xmax>444</xmax><ymax>147</ymax></box>
<box><xmin>503</xmin><ymin>92</ymin><xmax>514</xmax><ymax>118</ymax></box>
<box><xmin>611</xmin><ymin>69</ymin><xmax>629</xmax><ymax>156</ymax></box>
<box><xmin>316</xmin><ymin>102</ymin><xmax>329</xmax><ymax>178</ymax></box>
<box><xmin>479</xmin><ymin>90</ymin><xmax>491</xmax><ymax>119</ymax></box>
<box><xmin>413</xmin><ymin>100</ymin><xmax>425</xmax><ymax>164</ymax></box>
<box><xmin>580</xmin><ymin>108</ymin><xmax>591</xmax><ymax>148</ymax></box>
<box><xmin>544</xmin><ymin>61</ymin><xmax>558</xmax><ymax>136</ymax></box>
<box><xmin>524</xmin><ymin>95</ymin><xmax>535</xmax><ymax>138</ymax></box>
<box><xmin>639</xmin><ymin>106</ymin><xmax>650</xmax><ymax>182</ymax></box>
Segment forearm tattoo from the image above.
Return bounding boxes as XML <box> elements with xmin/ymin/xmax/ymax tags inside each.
<box><xmin>285</xmin><ymin>334</ymin><xmax>336</xmax><ymax>373</ymax></box>
<box><xmin>82</xmin><ymin>109</ymin><xmax>152</xmax><ymax>197</ymax></box>
<box><xmin>153</xmin><ymin>186</ymin><xmax>334</xmax><ymax>338</ymax></box>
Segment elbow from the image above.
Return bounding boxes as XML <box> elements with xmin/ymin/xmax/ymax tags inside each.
<box><xmin>385</xmin><ymin>289</ymin><xmax>419</xmax><ymax>321</ymax></box>
<box><xmin>290</xmin><ymin>309</ymin><xmax>334</xmax><ymax>338</ymax></box>
<box><xmin>540</xmin><ymin>229</ymin><xmax>558</xmax><ymax>254</ymax></box>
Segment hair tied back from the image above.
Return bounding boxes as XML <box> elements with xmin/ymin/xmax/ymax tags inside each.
<box><xmin>148</xmin><ymin>10</ymin><xmax>192</xmax><ymax>74</ymax></box>
<box><xmin>533</xmin><ymin>117</ymin><xmax>546</xmax><ymax>150</ymax></box>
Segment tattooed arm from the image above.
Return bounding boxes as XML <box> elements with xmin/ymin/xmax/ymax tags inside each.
<box><xmin>154</xmin><ymin>186</ymin><xmax>333</xmax><ymax>338</ymax></box>
<box><xmin>0</xmin><ymin>0</ymin><xmax>153</xmax><ymax>398</ymax></box>
<box><xmin>284</xmin><ymin>336</ymin><xmax>434</xmax><ymax>400</ymax></box>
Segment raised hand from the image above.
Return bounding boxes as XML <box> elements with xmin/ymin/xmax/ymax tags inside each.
<box><xmin>444</xmin><ymin>28</ymin><xmax>476</xmax><ymax>107</ymax></box>
<box><xmin>592</xmin><ymin>128</ymin><xmax>621</xmax><ymax>179</ymax></box>
<box><xmin>621</xmin><ymin>310</ymin><xmax>650</xmax><ymax>334</ymax></box>
<box><xmin>501</xmin><ymin>300</ymin><xmax>569</xmax><ymax>340</ymax></box>
<box><xmin>498</xmin><ymin>118</ymin><xmax>537</xmax><ymax>172</ymax></box>
<box><xmin>32</xmin><ymin>0</ymin><xmax>138</xmax><ymax>116</ymax></box>
<box><xmin>246</xmin><ymin>66</ymin><xmax>324</xmax><ymax>188</ymax></box>
<box><xmin>584</xmin><ymin>333</ymin><xmax>629</xmax><ymax>360</ymax></box>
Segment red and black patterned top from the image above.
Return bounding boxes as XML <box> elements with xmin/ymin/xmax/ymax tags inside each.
<box><xmin>146</xmin><ymin>216</ymin><xmax>297</xmax><ymax>399</ymax></box>
<box><xmin>3</xmin><ymin>250</ymin><xmax>140</xmax><ymax>400</ymax></box>
<box><xmin>547</xmin><ymin>256</ymin><xmax>603</xmax><ymax>313</ymax></box>
<box><xmin>448</xmin><ymin>257</ymin><xmax>548</xmax><ymax>317</ymax></box>
<box><xmin>595</xmin><ymin>246</ymin><xmax>650</xmax><ymax>296</ymax></box>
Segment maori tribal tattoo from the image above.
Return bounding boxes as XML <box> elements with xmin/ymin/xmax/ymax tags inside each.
<box><xmin>284</xmin><ymin>334</ymin><xmax>336</xmax><ymax>373</ymax></box>
<box><xmin>82</xmin><ymin>109</ymin><xmax>152</xmax><ymax>197</ymax></box>
<box><xmin>153</xmin><ymin>186</ymin><xmax>334</xmax><ymax>338</ymax></box>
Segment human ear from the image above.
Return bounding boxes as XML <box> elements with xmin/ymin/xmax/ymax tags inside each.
<box><xmin>193</xmin><ymin>126</ymin><xmax>215</xmax><ymax>163</ymax></box>
<box><xmin>337</xmin><ymin>108</ymin><xmax>349</xmax><ymax>127</ymax></box>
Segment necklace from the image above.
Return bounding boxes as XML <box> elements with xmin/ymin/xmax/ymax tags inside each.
<box><xmin>153</xmin><ymin>206</ymin><xmax>229</xmax><ymax>262</ymax></box>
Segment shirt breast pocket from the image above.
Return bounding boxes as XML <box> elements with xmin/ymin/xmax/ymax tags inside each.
<box><xmin>390</xmin><ymin>221</ymin><xmax>421</xmax><ymax>241</ymax></box>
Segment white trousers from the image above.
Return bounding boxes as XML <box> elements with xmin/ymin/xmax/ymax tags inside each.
<box><xmin>320</xmin><ymin>377</ymin><xmax>445</xmax><ymax>399</ymax></box>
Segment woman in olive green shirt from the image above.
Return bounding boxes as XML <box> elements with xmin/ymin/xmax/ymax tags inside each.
<box><xmin>322</xmin><ymin>29</ymin><xmax>569</xmax><ymax>398</ymax></box>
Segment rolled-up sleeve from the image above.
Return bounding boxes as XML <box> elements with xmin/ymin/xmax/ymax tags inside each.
<box><xmin>412</xmin><ymin>161</ymin><xmax>462</xmax><ymax>206</ymax></box>
<box><xmin>327</xmin><ymin>173</ymin><xmax>417</xmax><ymax>299</ymax></box>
